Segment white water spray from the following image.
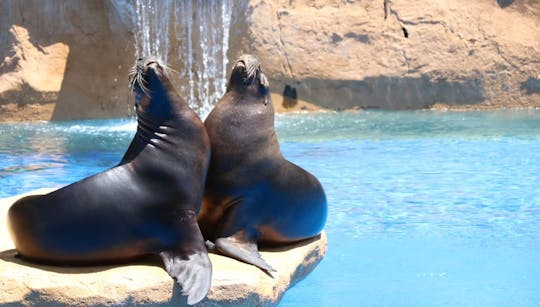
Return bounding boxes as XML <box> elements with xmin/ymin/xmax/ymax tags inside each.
<box><xmin>133</xmin><ymin>0</ymin><xmax>232</xmax><ymax>118</ymax></box>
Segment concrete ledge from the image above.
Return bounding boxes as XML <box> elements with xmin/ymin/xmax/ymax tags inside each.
<box><xmin>0</xmin><ymin>189</ymin><xmax>327</xmax><ymax>306</ymax></box>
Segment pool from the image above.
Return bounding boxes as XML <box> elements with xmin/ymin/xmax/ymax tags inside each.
<box><xmin>1</xmin><ymin>110</ymin><xmax>540</xmax><ymax>306</ymax></box>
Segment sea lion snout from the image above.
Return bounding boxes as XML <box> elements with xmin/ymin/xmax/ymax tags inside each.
<box><xmin>129</xmin><ymin>57</ymin><xmax>166</xmax><ymax>97</ymax></box>
<box><xmin>144</xmin><ymin>62</ymin><xmax>166</xmax><ymax>83</ymax></box>
<box><xmin>234</xmin><ymin>55</ymin><xmax>260</xmax><ymax>83</ymax></box>
<box><xmin>142</xmin><ymin>58</ymin><xmax>165</xmax><ymax>79</ymax></box>
<box><xmin>229</xmin><ymin>54</ymin><xmax>270</xmax><ymax>96</ymax></box>
<box><xmin>233</xmin><ymin>59</ymin><xmax>246</xmax><ymax>70</ymax></box>
<box><xmin>230</xmin><ymin>60</ymin><xmax>249</xmax><ymax>85</ymax></box>
<box><xmin>145</xmin><ymin>60</ymin><xmax>163</xmax><ymax>73</ymax></box>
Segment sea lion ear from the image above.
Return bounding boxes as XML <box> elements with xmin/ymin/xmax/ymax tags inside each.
<box><xmin>259</xmin><ymin>73</ymin><xmax>269</xmax><ymax>96</ymax></box>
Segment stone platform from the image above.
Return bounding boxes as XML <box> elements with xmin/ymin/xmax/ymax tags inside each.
<box><xmin>0</xmin><ymin>189</ymin><xmax>327</xmax><ymax>306</ymax></box>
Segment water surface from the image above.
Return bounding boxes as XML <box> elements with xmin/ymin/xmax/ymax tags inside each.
<box><xmin>1</xmin><ymin>110</ymin><xmax>539</xmax><ymax>306</ymax></box>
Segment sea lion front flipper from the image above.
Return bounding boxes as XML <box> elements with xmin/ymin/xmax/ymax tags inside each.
<box><xmin>215</xmin><ymin>231</ymin><xmax>276</xmax><ymax>272</ymax></box>
<box><xmin>160</xmin><ymin>250</ymin><xmax>212</xmax><ymax>305</ymax></box>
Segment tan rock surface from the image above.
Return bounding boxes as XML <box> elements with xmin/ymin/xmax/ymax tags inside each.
<box><xmin>2</xmin><ymin>0</ymin><xmax>539</xmax><ymax>122</ymax></box>
<box><xmin>0</xmin><ymin>189</ymin><xmax>327</xmax><ymax>306</ymax></box>
<box><xmin>0</xmin><ymin>25</ymin><xmax>69</xmax><ymax>122</ymax></box>
<box><xmin>0</xmin><ymin>26</ymin><xmax>69</xmax><ymax>93</ymax></box>
<box><xmin>229</xmin><ymin>0</ymin><xmax>540</xmax><ymax>110</ymax></box>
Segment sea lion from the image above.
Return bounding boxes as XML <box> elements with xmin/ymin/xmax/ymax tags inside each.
<box><xmin>198</xmin><ymin>55</ymin><xmax>327</xmax><ymax>271</ymax></box>
<box><xmin>7</xmin><ymin>58</ymin><xmax>212</xmax><ymax>305</ymax></box>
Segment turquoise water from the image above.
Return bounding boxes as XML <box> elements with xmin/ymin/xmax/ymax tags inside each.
<box><xmin>1</xmin><ymin>110</ymin><xmax>540</xmax><ymax>306</ymax></box>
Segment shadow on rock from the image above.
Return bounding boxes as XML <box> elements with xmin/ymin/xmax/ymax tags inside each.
<box><xmin>293</xmin><ymin>74</ymin><xmax>486</xmax><ymax>110</ymax></box>
<box><xmin>521</xmin><ymin>77</ymin><xmax>540</xmax><ymax>95</ymax></box>
<box><xmin>497</xmin><ymin>0</ymin><xmax>515</xmax><ymax>8</ymax></box>
<box><xmin>0</xmin><ymin>248</ymin><xmax>164</xmax><ymax>274</ymax></box>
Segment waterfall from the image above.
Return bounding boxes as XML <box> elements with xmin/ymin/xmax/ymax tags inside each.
<box><xmin>133</xmin><ymin>0</ymin><xmax>232</xmax><ymax>118</ymax></box>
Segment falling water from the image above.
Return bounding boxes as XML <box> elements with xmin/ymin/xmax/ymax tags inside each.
<box><xmin>133</xmin><ymin>0</ymin><xmax>171</xmax><ymax>64</ymax></box>
<box><xmin>133</xmin><ymin>0</ymin><xmax>232</xmax><ymax>118</ymax></box>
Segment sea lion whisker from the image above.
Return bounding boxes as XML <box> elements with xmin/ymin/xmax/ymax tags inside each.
<box><xmin>244</xmin><ymin>60</ymin><xmax>261</xmax><ymax>86</ymax></box>
<box><xmin>129</xmin><ymin>81</ymin><xmax>137</xmax><ymax>96</ymax></box>
<box><xmin>248</xmin><ymin>68</ymin><xmax>258</xmax><ymax>86</ymax></box>
<box><xmin>136</xmin><ymin>73</ymin><xmax>151</xmax><ymax>97</ymax></box>
<box><xmin>249</xmin><ymin>74</ymin><xmax>257</xmax><ymax>86</ymax></box>
<box><xmin>129</xmin><ymin>72</ymin><xmax>140</xmax><ymax>96</ymax></box>
<box><xmin>246</xmin><ymin>62</ymin><xmax>255</xmax><ymax>77</ymax></box>
<box><xmin>128</xmin><ymin>69</ymin><xmax>138</xmax><ymax>85</ymax></box>
<box><xmin>128</xmin><ymin>57</ymin><xmax>160</xmax><ymax>97</ymax></box>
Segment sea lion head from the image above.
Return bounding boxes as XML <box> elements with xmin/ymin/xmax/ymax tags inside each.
<box><xmin>129</xmin><ymin>57</ymin><xmax>167</xmax><ymax>98</ymax></box>
<box><xmin>128</xmin><ymin>57</ymin><xmax>179</xmax><ymax>118</ymax></box>
<box><xmin>227</xmin><ymin>54</ymin><xmax>270</xmax><ymax>103</ymax></box>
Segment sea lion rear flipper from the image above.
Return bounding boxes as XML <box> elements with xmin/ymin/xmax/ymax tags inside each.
<box><xmin>205</xmin><ymin>240</ymin><xmax>216</xmax><ymax>250</ymax></box>
<box><xmin>215</xmin><ymin>232</ymin><xmax>276</xmax><ymax>272</ymax></box>
<box><xmin>160</xmin><ymin>250</ymin><xmax>212</xmax><ymax>305</ymax></box>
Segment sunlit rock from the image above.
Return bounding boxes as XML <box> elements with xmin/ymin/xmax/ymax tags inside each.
<box><xmin>228</xmin><ymin>0</ymin><xmax>540</xmax><ymax>110</ymax></box>
<box><xmin>0</xmin><ymin>189</ymin><xmax>327</xmax><ymax>306</ymax></box>
<box><xmin>3</xmin><ymin>0</ymin><xmax>535</xmax><ymax>121</ymax></box>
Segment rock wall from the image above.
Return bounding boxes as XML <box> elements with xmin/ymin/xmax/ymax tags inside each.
<box><xmin>229</xmin><ymin>0</ymin><xmax>540</xmax><ymax>110</ymax></box>
<box><xmin>0</xmin><ymin>0</ymin><xmax>539</xmax><ymax>122</ymax></box>
<box><xmin>0</xmin><ymin>0</ymin><xmax>135</xmax><ymax>122</ymax></box>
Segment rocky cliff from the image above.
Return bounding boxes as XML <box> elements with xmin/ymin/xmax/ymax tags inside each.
<box><xmin>0</xmin><ymin>0</ymin><xmax>539</xmax><ymax>122</ymax></box>
<box><xmin>0</xmin><ymin>0</ymin><xmax>135</xmax><ymax>121</ymax></box>
<box><xmin>228</xmin><ymin>0</ymin><xmax>540</xmax><ymax>110</ymax></box>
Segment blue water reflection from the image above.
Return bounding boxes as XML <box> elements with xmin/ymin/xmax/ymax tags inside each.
<box><xmin>1</xmin><ymin>110</ymin><xmax>539</xmax><ymax>306</ymax></box>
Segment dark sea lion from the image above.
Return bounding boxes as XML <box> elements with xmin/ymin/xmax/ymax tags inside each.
<box><xmin>198</xmin><ymin>55</ymin><xmax>327</xmax><ymax>271</ymax></box>
<box><xmin>7</xmin><ymin>58</ymin><xmax>212</xmax><ymax>305</ymax></box>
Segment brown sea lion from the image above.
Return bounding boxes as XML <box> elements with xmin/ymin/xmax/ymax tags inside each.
<box><xmin>8</xmin><ymin>58</ymin><xmax>212</xmax><ymax>305</ymax></box>
<box><xmin>199</xmin><ymin>54</ymin><xmax>327</xmax><ymax>271</ymax></box>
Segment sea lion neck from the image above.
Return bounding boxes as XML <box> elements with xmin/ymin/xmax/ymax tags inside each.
<box><xmin>129</xmin><ymin>64</ymin><xmax>205</xmax><ymax>157</ymax></box>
